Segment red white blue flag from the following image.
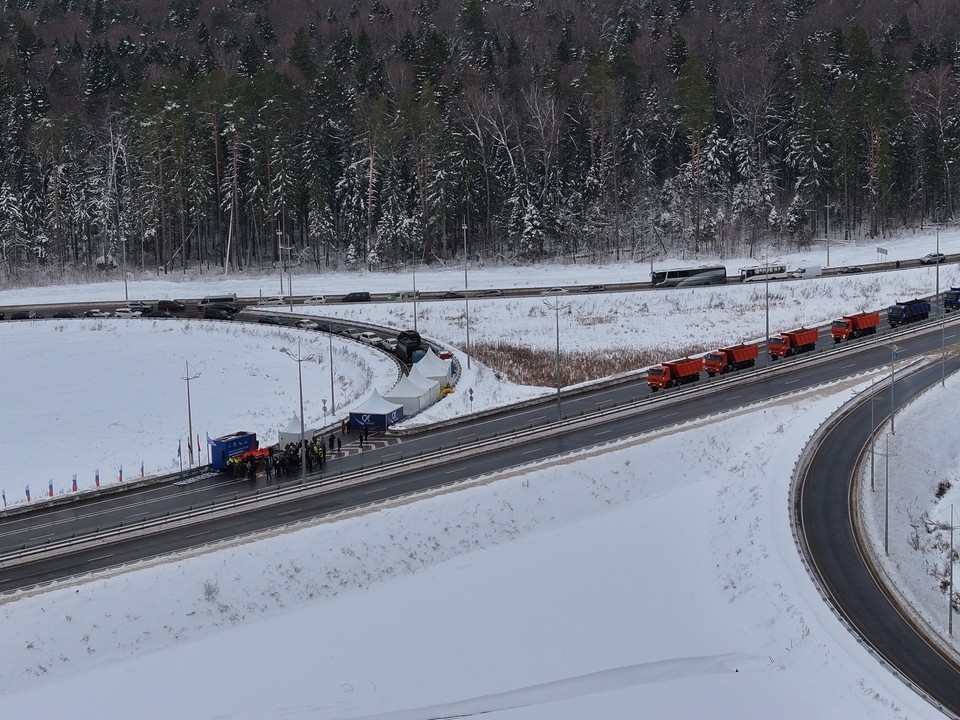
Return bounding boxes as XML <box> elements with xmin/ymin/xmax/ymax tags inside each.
<box><xmin>95</xmin><ymin>469</ymin><xmax>100</xmax><ymax>488</ymax></box>
<box><xmin>25</xmin><ymin>485</ymin><xmax>30</xmax><ymax>502</ymax></box>
<box><xmin>119</xmin><ymin>465</ymin><xmax>123</xmax><ymax>483</ymax></box>
<box><xmin>140</xmin><ymin>461</ymin><xmax>144</xmax><ymax>478</ymax></box>
<box><xmin>72</xmin><ymin>474</ymin><xmax>78</xmax><ymax>492</ymax></box>
<box><xmin>48</xmin><ymin>479</ymin><xmax>53</xmax><ymax>497</ymax></box>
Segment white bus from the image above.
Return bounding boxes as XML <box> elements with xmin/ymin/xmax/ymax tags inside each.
<box><xmin>739</xmin><ymin>264</ymin><xmax>791</xmax><ymax>282</ymax></box>
<box><xmin>651</xmin><ymin>265</ymin><xmax>728</xmax><ymax>287</ymax></box>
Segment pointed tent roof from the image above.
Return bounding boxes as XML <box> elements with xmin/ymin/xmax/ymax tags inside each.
<box><xmin>386</xmin><ymin>374</ymin><xmax>437</xmax><ymax>398</ymax></box>
<box><xmin>282</xmin><ymin>414</ymin><xmax>302</xmax><ymax>434</ymax></box>
<box><xmin>406</xmin><ymin>365</ymin><xmax>440</xmax><ymax>391</ymax></box>
<box><xmin>352</xmin><ymin>388</ymin><xmax>404</xmax><ymax>415</ymax></box>
<box><xmin>416</xmin><ymin>347</ymin><xmax>452</xmax><ymax>377</ymax></box>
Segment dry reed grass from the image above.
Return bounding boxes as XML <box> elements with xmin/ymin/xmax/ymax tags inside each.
<box><xmin>472</xmin><ymin>340</ymin><xmax>711</xmax><ymax>386</ymax></box>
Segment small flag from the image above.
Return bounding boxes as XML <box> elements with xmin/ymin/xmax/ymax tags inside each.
<box><xmin>188</xmin><ymin>435</ymin><xmax>194</xmax><ymax>464</ymax></box>
<box><xmin>178</xmin><ymin>439</ymin><xmax>182</xmax><ymax>458</ymax></box>
<box><xmin>197</xmin><ymin>435</ymin><xmax>202</xmax><ymax>458</ymax></box>
<box><xmin>119</xmin><ymin>465</ymin><xmax>123</xmax><ymax>483</ymax></box>
<box><xmin>2</xmin><ymin>489</ymin><xmax>6</xmax><ymax>508</ymax></box>
<box><xmin>48</xmin><ymin>479</ymin><xmax>54</xmax><ymax>498</ymax></box>
<box><xmin>140</xmin><ymin>461</ymin><xmax>145</xmax><ymax>478</ymax></box>
<box><xmin>25</xmin><ymin>484</ymin><xmax>31</xmax><ymax>502</ymax></box>
<box><xmin>95</xmin><ymin>469</ymin><xmax>100</xmax><ymax>488</ymax></box>
<box><xmin>72</xmin><ymin>474</ymin><xmax>78</xmax><ymax>492</ymax></box>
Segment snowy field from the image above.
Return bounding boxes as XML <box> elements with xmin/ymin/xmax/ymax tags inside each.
<box><xmin>0</xmin><ymin>230</ymin><xmax>958</xmax><ymax>718</ymax></box>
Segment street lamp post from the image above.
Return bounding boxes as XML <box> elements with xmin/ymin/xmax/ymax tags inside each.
<box><xmin>825</xmin><ymin>197</ymin><xmax>830</xmax><ymax>267</ymax></box>
<box><xmin>885</xmin><ymin>433</ymin><xmax>890</xmax><ymax>555</ymax></box>
<box><xmin>280</xmin><ymin>245</ymin><xmax>294</xmax><ymax>311</ymax></box>
<box><xmin>889</xmin><ymin>344</ymin><xmax>899</xmax><ymax>434</ymax></box>
<box><xmin>182</xmin><ymin>361</ymin><xmax>200</xmax><ymax>468</ymax></box>
<box><xmin>281</xmin><ymin>340</ymin><xmax>317</xmax><ymax>483</ymax></box>
<box><xmin>462</xmin><ymin>221</ymin><xmax>471</xmax><ymax>369</ymax></box>
<box><xmin>121</xmin><ymin>237</ymin><xmax>129</xmax><ymax>302</ymax></box>
<box><xmin>412</xmin><ymin>260</ymin><xmax>418</xmax><ymax>332</ymax></box>
<box><xmin>951</xmin><ymin>504</ymin><xmax>955</xmax><ymax>636</ymax></box>
<box><xmin>327</xmin><ymin>331</ymin><xmax>336</xmax><ymax>413</ymax></box>
<box><xmin>543</xmin><ymin>297</ymin><xmax>570</xmax><ymax>420</ymax></box>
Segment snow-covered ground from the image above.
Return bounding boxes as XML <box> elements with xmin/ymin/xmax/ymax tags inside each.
<box><xmin>0</xmin><ymin>230</ymin><xmax>958</xmax><ymax>718</ymax></box>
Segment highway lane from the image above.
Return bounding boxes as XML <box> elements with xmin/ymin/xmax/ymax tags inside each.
<box><xmin>800</xmin><ymin>353</ymin><xmax>960</xmax><ymax>717</ymax></box>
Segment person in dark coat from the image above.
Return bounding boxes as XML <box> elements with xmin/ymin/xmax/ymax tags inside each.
<box><xmin>329</xmin><ymin>433</ymin><xmax>335</xmax><ymax>451</ymax></box>
<box><xmin>363</xmin><ymin>425</ymin><xmax>369</xmax><ymax>442</ymax></box>
<box><xmin>265</xmin><ymin>458</ymin><xmax>273</xmax><ymax>483</ymax></box>
<box><xmin>336</xmin><ymin>437</ymin><xmax>341</xmax><ymax>452</ymax></box>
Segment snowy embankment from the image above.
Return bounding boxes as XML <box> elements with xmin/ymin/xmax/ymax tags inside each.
<box><xmin>0</xmin><ymin>373</ymin><xmax>942</xmax><ymax>719</ymax></box>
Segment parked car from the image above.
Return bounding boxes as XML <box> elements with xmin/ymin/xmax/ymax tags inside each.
<box><xmin>540</xmin><ymin>287</ymin><xmax>568</xmax><ymax>295</ymax></box>
<box><xmin>341</xmin><ymin>291</ymin><xmax>372</xmax><ymax>303</ymax></box>
<box><xmin>113</xmin><ymin>308</ymin><xmax>142</xmax><ymax>319</ymax></box>
<box><xmin>259</xmin><ymin>296</ymin><xmax>287</xmax><ymax>306</ymax></box>
<box><xmin>202</xmin><ymin>308</ymin><xmax>233</xmax><ymax>320</ymax></box>
<box><xmin>583</xmin><ymin>284</ymin><xmax>606</xmax><ymax>293</ymax></box>
<box><xmin>157</xmin><ymin>299</ymin><xmax>186</xmax><ymax>312</ymax></box>
<box><xmin>358</xmin><ymin>331</ymin><xmax>385</xmax><ymax>348</ymax></box>
<box><xmin>382</xmin><ymin>337</ymin><xmax>398</xmax><ymax>352</ymax></box>
<box><xmin>53</xmin><ymin>310</ymin><xmax>78</xmax><ymax>318</ymax></box>
<box><xmin>126</xmin><ymin>301</ymin><xmax>153</xmax><ymax>313</ymax></box>
<box><xmin>84</xmin><ymin>309</ymin><xmax>111</xmax><ymax>318</ymax></box>
<box><xmin>478</xmin><ymin>289</ymin><xmax>503</xmax><ymax>297</ymax></box>
<box><xmin>837</xmin><ymin>266</ymin><xmax>864</xmax><ymax>274</ymax></box>
<box><xmin>343</xmin><ymin>327</ymin><xmax>364</xmax><ymax>340</ymax></box>
<box><xmin>0</xmin><ymin>311</ymin><xmax>4</xmax><ymax>319</ymax></box>
<box><xmin>11</xmin><ymin>310</ymin><xmax>43</xmax><ymax>320</ymax></box>
<box><xmin>303</xmin><ymin>295</ymin><xmax>327</xmax><ymax>305</ymax></box>
<box><xmin>921</xmin><ymin>253</ymin><xmax>946</xmax><ymax>264</ymax></box>
<box><xmin>258</xmin><ymin>315</ymin><xmax>284</xmax><ymax>325</ymax></box>
<box><xmin>295</xmin><ymin>319</ymin><xmax>320</xmax><ymax>330</ymax></box>
<box><xmin>441</xmin><ymin>290</ymin><xmax>464</xmax><ymax>299</ymax></box>
<box><xmin>388</xmin><ymin>290</ymin><xmax>420</xmax><ymax>301</ymax></box>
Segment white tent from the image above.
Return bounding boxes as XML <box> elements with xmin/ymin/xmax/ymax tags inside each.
<box><xmin>349</xmin><ymin>389</ymin><xmax>405</xmax><ymax>431</ymax></box>
<box><xmin>414</xmin><ymin>347</ymin><xmax>453</xmax><ymax>388</ymax></box>
<box><xmin>278</xmin><ymin>414</ymin><xmax>317</xmax><ymax>448</ymax></box>
<box><xmin>384</xmin><ymin>371</ymin><xmax>440</xmax><ymax>416</ymax></box>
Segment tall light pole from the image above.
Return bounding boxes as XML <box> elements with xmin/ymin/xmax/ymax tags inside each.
<box><xmin>412</xmin><ymin>259</ymin><xmax>419</xmax><ymax>332</ymax></box>
<box><xmin>884</xmin><ymin>433</ymin><xmax>890</xmax><ymax>555</ymax></box>
<box><xmin>327</xmin><ymin>331</ymin><xmax>336</xmax><ymax>413</ymax></box>
<box><xmin>936</xmin><ymin>227</ymin><xmax>941</xmax><ymax>319</ymax></box>
<box><xmin>280</xmin><ymin>244</ymin><xmax>294</xmax><ymax>310</ymax></box>
<box><xmin>121</xmin><ymin>237</ymin><xmax>129</xmax><ymax>302</ymax></box>
<box><xmin>825</xmin><ymin>197</ymin><xmax>830</xmax><ymax>267</ymax></box>
<box><xmin>182</xmin><ymin>361</ymin><xmax>200</xmax><ymax>468</ymax></box>
<box><xmin>951</xmin><ymin>504</ymin><xmax>955</xmax><ymax>636</ymax></box>
<box><xmin>889</xmin><ymin>343</ymin><xmax>898</xmax><ymax>434</ymax></box>
<box><xmin>462</xmin><ymin>221</ymin><xmax>471</xmax><ymax>369</ymax></box>
<box><xmin>543</xmin><ymin>297</ymin><xmax>570</xmax><ymax>420</ymax></box>
<box><xmin>281</xmin><ymin>340</ymin><xmax>317</xmax><ymax>483</ymax></box>
<box><xmin>763</xmin><ymin>245</ymin><xmax>770</xmax><ymax>364</ymax></box>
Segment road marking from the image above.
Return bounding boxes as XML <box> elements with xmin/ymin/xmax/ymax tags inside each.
<box><xmin>277</xmin><ymin>509</ymin><xmax>302</xmax><ymax>517</ymax></box>
<box><xmin>185</xmin><ymin>530</ymin><xmax>208</xmax><ymax>539</ymax></box>
<box><xmin>86</xmin><ymin>554</ymin><xmax>114</xmax><ymax>563</ymax></box>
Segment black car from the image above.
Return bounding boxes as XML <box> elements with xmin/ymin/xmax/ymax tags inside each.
<box><xmin>441</xmin><ymin>290</ymin><xmax>464</xmax><ymax>299</ymax></box>
<box><xmin>157</xmin><ymin>299</ymin><xmax>186</xmax><ymax>312</ymax></box>
<box><xmin>202</xmin><ymin>302</ymin><xmax>237</xmax><ymax>316</ymax></box>
<box><xmin>583</xmin><ymin>284</ymin><xmax>606</xmax><ymax>293</ymax></box>
<box><xmin>143</xmin><ymin>310</ymin><xmax>174</xmax><ymax>318</ymax></box>
<box><xmin>53</xmin><ymin>310</ymin><xmax>79</xmax><ymax>318</ymax></box>
<box><xmin>258</xmin><ymin>315</ymin><xmax>284</xmax><ymax>325</ymax></box>
<box><xmin>837</xmin><ymin>266</ymin><xmax>863</xmax><ymax>274</ymax></box>
<box><xmin>203</xmin><ymin>308</ymin><xmax>233</xmax><ymax>320</ymax></box>
<box><xmin>341</xmin><ymin>291</ymin><xmax>372</xmax><ymax>303</ymax></box>
<box><xmin>0</xmin><ymin>311</ymin><xmax>4</xmax><ymax>320</ymax></box>
<box><xmin>10</xmin><ymin>310</ymin><xmax>43</xmax><ymax>320</ymax></box>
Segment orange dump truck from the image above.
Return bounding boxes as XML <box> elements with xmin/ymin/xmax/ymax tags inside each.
<box><xmin>768</xmin><ymin>327</ymin><xmax>819</xmax><ymax>359</ymax></box>
<box><xmin>830</xmin><ymin>311</ymin><xmax>880</xmax><ymax>343</ymax></box>
<box><xmin>703</xmin><ymin>343</ymin><xmax>759</xmax><ymax>376</ymax></box>
<box><xmin>647</xmin><ymin>357</ymin><xmax>703</xmax><ymax>390</ymax></box>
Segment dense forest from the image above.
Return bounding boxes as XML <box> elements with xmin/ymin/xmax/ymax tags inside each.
<box><xmin>1</xmin><ymin>0</ymin><xmax>959</xmax><ymax>283</ymax></box>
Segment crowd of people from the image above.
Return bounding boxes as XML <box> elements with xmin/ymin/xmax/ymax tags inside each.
<box><xmin>222</xmin><ymin>419</ymin><xmax>375</xmax><ymax>483</ymax></box>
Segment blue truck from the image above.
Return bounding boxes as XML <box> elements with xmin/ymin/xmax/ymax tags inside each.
<box><xmin>944</xmin><ymin>288</ymin><xmax>960</xmax><ymax>312</ymax></box>
<box><xmin>209</xmin><ymin>431</ymin><xmax>258</xmax><ymax>471</ymax></box>
<box><xmin>887</xmin><ymin>299</ymin><xmax>931</xmax><ymax>327</ymax></box>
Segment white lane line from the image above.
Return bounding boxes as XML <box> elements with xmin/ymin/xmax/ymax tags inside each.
<box><xmin>86</xmin><ymin>554</ymin><xmax>114</xmax><ymax>562</ymax></box>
